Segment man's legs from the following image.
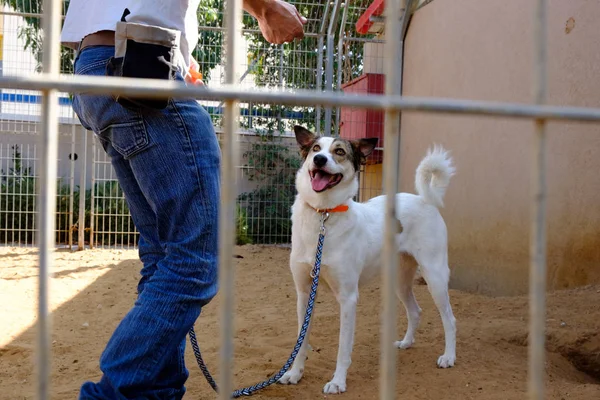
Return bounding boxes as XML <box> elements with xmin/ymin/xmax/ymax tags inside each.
<box><xmin>73</xmin><ymin>46</ymin><xmax>220</xmax><ymax>399</ymax></box>
<box><xmin>95</xmin><ymin>154</ymin><xmax>191</xmax><ymax>398</ymax></box>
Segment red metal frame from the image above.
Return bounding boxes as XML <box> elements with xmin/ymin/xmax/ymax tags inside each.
<box><xmin>339</xmin><ymin>73</ymin><xmax>384</xmax><ymax>164</ymax></box>
<box><xmin>355</xmin><ymin>0</ymin><xmax>385</xmax><ymax>35</ymax></box>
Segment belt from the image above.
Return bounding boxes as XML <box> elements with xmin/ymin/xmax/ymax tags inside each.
<box><xmin>79</xmin><ymin>30</ymin><xmax>115</xmax><ymax>51</ymax></box>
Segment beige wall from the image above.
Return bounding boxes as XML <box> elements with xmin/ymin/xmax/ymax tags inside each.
<box><xmin>397</xmin><ymin>0</ymin><xmax>600</xmax><ymax>295</ymax></box>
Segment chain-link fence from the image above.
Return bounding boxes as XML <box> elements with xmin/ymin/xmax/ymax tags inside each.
<box><xmin>0</xmin><ymin>0</ymin><xmax>385</xmax><ymax>248</ymax></box>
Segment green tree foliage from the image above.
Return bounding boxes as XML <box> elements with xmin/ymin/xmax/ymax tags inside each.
<box><xmin>0</xmin><ymin>0</ymin><xmax>75</xmax><ymax>73</ymax></box>
<box><xmin>194</xmin><ymin>0</ymin><xmax>224</xmax><ymax>82</ymax></box>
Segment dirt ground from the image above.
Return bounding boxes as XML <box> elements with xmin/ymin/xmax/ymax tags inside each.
<box><xmin>1</xmin><ymin>245</ymin><xmax>599</xmax><ymax>400</ymax></box>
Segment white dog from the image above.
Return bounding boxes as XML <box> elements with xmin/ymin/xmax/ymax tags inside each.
<box><xmin>278</xmin><ymin>126</ymin><xmax>457</xmax><ymax>394</ymax></box>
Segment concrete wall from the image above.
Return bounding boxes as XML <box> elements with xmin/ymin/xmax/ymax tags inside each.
<box><xmin>395</xmin><ymin>0</ymin><xmax>600</xmax><ymax>295</ymax></box>
<box><xmin>1</xmin><ymin>122</ymin><xmax>296</xmax><ymax>199</ymax></box>
<box><xmin>0</xmin><ymin>122</ymin><xmax>91</xmax><ymax>189</ymax></box>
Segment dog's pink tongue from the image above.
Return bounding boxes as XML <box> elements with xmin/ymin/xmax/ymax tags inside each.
<box><xmin>311</xmin><ymin>171</ymin><xmax>331</xmax><ymax>192</ymax></box>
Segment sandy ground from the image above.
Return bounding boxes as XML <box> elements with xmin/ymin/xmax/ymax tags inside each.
<box><xmin>1</xmin><ymin>245</ymin><xmax>599</xmax><ymax>400</ymax></box>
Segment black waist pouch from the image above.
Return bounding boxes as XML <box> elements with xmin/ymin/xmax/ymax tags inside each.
<box><xmin>107</xmin><ymin>9</ymin><xmax>181</xmax><ymax>110</ymax></box>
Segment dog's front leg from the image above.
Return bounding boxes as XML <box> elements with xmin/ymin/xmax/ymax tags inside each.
<box><xmin>323</xmin><ymin>290</ymin><xmax>358</xmax><ymax>394</ymax></box>
<box><xmin>279</xmin><ymin>264</ymin><xmax>313</xmax><ymax>385</ymax></box>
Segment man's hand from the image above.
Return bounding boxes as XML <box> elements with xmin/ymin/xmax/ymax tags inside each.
<box><xmin>244</xmin><ymin>0</ymin><xmax>307</xmax><ymax>44</ymax></box>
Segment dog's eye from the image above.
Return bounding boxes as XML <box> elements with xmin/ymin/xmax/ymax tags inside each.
<box><xmin>335</xmin><ymin>148</ymin><xmax>346</xmax><ymax>156</ymax></box>
<box><xmin>312</xmin><ymin>144</ymin><xmax>321</xmax><ymax>152</ymax></box>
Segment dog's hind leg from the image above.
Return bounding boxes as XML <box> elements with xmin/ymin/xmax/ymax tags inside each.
<box><xmin>279</xmin><ymin>262</ymin><xmax>313</xmax><ymax>385</ymax></box>
<box><xmin>395</xmin><ymin>253</ymin><xmax>422</xmax><ymax>350</ymax></box>
<box><xmin>415</xmin><ymin>253</ymin><xmax>456</xmax><ymax>368</ymax></box>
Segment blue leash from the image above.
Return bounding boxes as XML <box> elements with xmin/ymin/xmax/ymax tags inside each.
<box><xmin>189</xmin><ymin>211</ymin><xmax>329</xmax><ymax>398</ymax></box>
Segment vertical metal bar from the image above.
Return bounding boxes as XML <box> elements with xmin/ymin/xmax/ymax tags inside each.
<box><xmin>12</xmin><ymin>144</ymin><xmax>17</xmax><ymax>243</ymax></box>
<box><xmin>324</xmin><ymin>0</ymin><xmax>342</xmax><ymax>136</ymax></box>
<box><xmin>248</xmin><ymin>102</ymin><xmax>253</xmax><ymax>130</ymax></box>
<box><xmin>400</xmin><ymin>0</ymin><xmax>414</xmax><ymax>39</ymax></box>
<box><xmin>529</xmin><ymin>0</ymin><xmax>548</xmax><ymax>399</ymax></box>
<box><xmin>78</xmin><ymin>128</ymin><xmax>87</xmax><ymax>250</ymax></box>
<box><xmin>69</xmin><ymin>125</ymin><xmax>76</xmax><ymax>249</ymax></box>
<box><xmin>335</xmin><ymin>2</ymin><xmax>349</xmax><ymax>137</ymax></box>
<box><xmin>316</xmin><ymin>34</ymin><xmax>324</xmax><ymax>132</ymax></box>
<box><xmin>11</xmin><ymin>143</ymin><xmax>16</xmax><ymax>243</ymax></box>
<box><xmin>0</xmin><ymin>143</ymin><xmax>3</xmax><ymax>246</ymax></box>
<box><xmin>380</xmin><ymin>0</ymin><xmax>403</xmax><ymax>398</ymax></box>
<box><xmin>33</xmin><ymin>145</ymin><xmax>38</xmax><ymax>246</ymax></box>
<box><xmin>90</xmin><ymin>136</ymin><xmax>96</xmax><ymax>249</ymax></box>
<box><xmin>37</xmin><ymin>0</ymin><xmax>61</xmax><ymax>398</ymax></box>
<box><xmin>219</xmin><ymin>0</ymin><xmax>242</xmax><ymax>398</ymax></box>
<box><xmin>278</xmin><ymin>43</ymin><xmax>284</xmax><ymax>133</ymax></box>
<box><xmin>316</xmin><ymin>1</ymin><xmax>332</xmax><ymax>133</ymax></box>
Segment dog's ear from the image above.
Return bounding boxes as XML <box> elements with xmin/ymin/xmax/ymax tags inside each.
<box><xmin>294</xmin><ymin>125</ymin><xmax>316</xmax><ymax>148</ymax></box>
<box><xmin>352</xmin><ymin>137</ymin><xmax>378</xmax><ymax>164</ymax></box>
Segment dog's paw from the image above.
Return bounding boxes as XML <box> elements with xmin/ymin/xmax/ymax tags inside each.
<box><xmin>278</xmin><ymin>368</ymin><xmax>304</xmax><ymax>385</ymax></box>
<box><xmin>437</xmin><ymin>354</ymin><xmax>456</xmax><ymax>368</ymax></box>
<box><xmin>323</xmin><ymin>379</ymin><xmax>346</xmax><ymax>394</ymax></box>
<box><xmin>394</xmin><ymin>338</ymin><xmax>414</xmax><ymax>350</ymax></box>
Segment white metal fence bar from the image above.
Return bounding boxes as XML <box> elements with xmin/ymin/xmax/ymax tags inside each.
<box><xmin>315</xmin><ymin>1</ymin><xmax>332</xmax><ymax>133</ymax></box>
<box><xmin>197</xmin><ymin>24</ymin><xmax>320</xmax><ymax>37</ymax></box>
<box><xmin>324</xmin><ymin>0</ymin><xmax>342</xmax><ymax>136</ymax></box>
<box><xmin>0</xmin><ymin>10</ymin><xmax>66</xmax><ymax>19</ymax></box>
<box><xmin>90</xmin><ymin>134</ymin><xmax>96</xmax><ymax>249</ymax></box>
<box><xmin>335</xmin><ymin>1</ymin><xmax>349</xmax><ymax>137</ymax></box>
<box><xmin>219</xmin><ymin>0</ymin><xmax>242</xmax><ymax>398</ymax></box>
<box><xmin>77</xmin><ymin>127</ymin><xmax>87</xmax><ymax>250</ymax></box>
<box><xmin>68</xmin><ymin>125</ymin><xmax>76</xmax><ymax>249</ymax></box>
<box><xmin>529</xmin><ymin>0</ymin><xmax>548</xmax><ymax>399</ymax></box>
<box><xmin>380</xmin><ymin>0</ymin><xmax>403</xmax><ymax>398</ymax></box>
<box><xmin>4</xmin><ymin>74</ymin><xmax>600</xmax><ymax>122</ymax></box>
<box><xmin>37</xmin><ymin>0</ymin><xmax>61</xmax><ymax>398</ymax></box>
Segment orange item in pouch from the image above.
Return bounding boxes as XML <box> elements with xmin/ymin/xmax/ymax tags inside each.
<box><xmin>188</xmin><ymin>68</ymin><xmax>203</xmax><ymax>84</ymax></box>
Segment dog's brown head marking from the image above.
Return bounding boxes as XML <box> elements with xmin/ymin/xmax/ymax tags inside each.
<box><xmin>294</xmin><ymin>125</ymin><xmax>320</xmax><ymax>160</ymax></box>
<box><xmin>330</xmin><ymin>138</ymin><xmax>378</xmax><ymax>171</ymax></box>
<box><xmin>294</xmin><ymin>125</ymin><xmax>378</xmax><ymax>170</ymax></box>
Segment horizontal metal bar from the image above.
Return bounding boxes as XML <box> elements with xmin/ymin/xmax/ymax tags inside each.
<box><xmin>343</xmin><ymin>37</ymin><xmax>385</xmax><ymax>43</ymax></box>
<box><xmin>0</xmin><ymin>10</ymin><xmax>65</xmax><ymax>19</ymax></box>
<box><xmin>4</xmin><ymin>74</ymin><xmax>600</xmax><ymax>122</ymax></box>
<box><xmin>198</xmin><ymin>24</ymin><xmax>319</xmax><ymax>37</ymax></box>
<box><xmin>0</xmin><ymin>13</ymin><xmax>314</xmax><ymax>33</ymax></box>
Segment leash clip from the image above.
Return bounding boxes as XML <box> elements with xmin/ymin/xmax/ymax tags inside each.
<box><xmin>319</xmin><ymin>211</ymin><xmax>329</xmax><ymax>234</ymax></box>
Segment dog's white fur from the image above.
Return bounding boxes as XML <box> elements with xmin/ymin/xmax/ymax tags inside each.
<box><xmin>278</xmin><ymin>128</ymin><xmax>457</xmax><ymax>394</ymax></box>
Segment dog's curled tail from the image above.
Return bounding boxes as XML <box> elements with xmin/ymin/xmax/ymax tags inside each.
<box><xmin>415</xmin><ymin>145</ymin><xmax>455</xmax><ymax>208</ymax></box>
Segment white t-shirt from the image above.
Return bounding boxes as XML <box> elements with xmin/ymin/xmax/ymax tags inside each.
<box><xmin>61</xmin><ymin>0</ymin><xmax>200</xmax><ymax>74</ymax></box>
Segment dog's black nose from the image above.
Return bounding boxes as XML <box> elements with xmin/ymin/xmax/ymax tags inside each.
<box><xmin>313</xmin><ymin>154</ymin><xmax>327</xmax><ymax>167</ymax></box>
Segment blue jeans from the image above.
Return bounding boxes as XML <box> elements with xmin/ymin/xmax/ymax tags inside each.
<box><xmin>72</xmin><ymin>46</ymin><xmax>220</xmax><ymax>399</ymax></box>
